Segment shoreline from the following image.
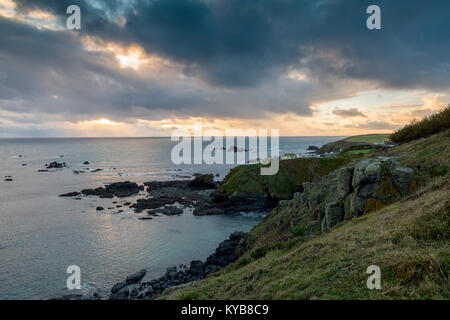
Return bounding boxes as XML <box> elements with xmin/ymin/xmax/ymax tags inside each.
<box><xmin>55</xmin><ymin>174</ymin><xmax>274</xmax><ymax>300</ymax></box>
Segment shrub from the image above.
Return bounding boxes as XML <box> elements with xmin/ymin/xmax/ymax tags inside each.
<box><xmin>390</xmin><ymin>105</ymin><xmax>450</xmax><ymax>143</ymax></box>
<box><xmin>292</xmin><ymin>225</ymin><xmax>307</xmax><ymax>237</ymax></box>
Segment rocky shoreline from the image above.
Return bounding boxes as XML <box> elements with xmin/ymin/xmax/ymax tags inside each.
<box><xmin>108</xmin><ymin>232</ymin><xmax>245</xmax><ymax>300</ymax></box>
<box><xmin>55</xmin><ymin>173</ymin><xmax>273</xmax><ymax>300</ymax></box>
<box><xmin>59</xmin><ymin>173</ymin><xmax>275</xmax><ymax>218</ymax></box>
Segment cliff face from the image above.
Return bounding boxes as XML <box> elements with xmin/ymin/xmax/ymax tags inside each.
<box><xmin>239</xmin><ymin>156</ymin><xmax>418</xmax><ymax>252</ymax></box>
<box><xmin>219</xmin><ymin>157</ymin><xmax>354</xmax><ymax>199</ymax></box>
<box><xmin>284</xmin><ymin>156</ymin><xmax>416</xmax><ymax>232</ymax></box>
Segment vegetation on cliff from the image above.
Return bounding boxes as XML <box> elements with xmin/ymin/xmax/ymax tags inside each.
<box><xmin>316</xmin><ymin>134</ymin><xmax>390</xmax><ymax>155</ymax></box>
<box><xmin>219</xmin><ymin>157</ymin><xmax>354</xmax><ymax>199</ymax></box>
<box><xmin>390</xmin><ymin>105</ymin><xmax>450</xmax><ymax>143</ymax></box>
<box><xmin>164</xmin><ymin>126</ymin><xmax>449</xmax><ymax>300</ymax></box>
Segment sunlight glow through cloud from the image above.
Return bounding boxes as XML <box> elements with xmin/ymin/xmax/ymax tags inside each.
<box><xmin>83</xmin><ymin>118</ymin><xmax>123</xmax><ymax>126</ymax></box>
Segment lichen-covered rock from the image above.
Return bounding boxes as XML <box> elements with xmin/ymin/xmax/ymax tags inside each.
<box><xmin>278</xmin><ymin>156</ymin><xmax>415</xmax><ymax>233</ymax></box>
<box><xmin>325</xmin><ymin>202</ymin><xmax>344</xmax><ymax>230</ymax></box>
<box><xmin>352</xmin><ymin>159</ymin><xmax>382</xmax><ymax>187</ymax></box>
<box><xmin>336</xmin><ymin>165</ymin><xmax>354</xmax><ymax>199</ymax></box>
<box><xmin>391</xmin><ymin>166</ymin><xmax>414</xmax><ymax>196</ymax></box>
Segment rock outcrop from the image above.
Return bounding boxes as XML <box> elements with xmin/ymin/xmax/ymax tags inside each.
<box><xmin>187</xmin><ymin>174</ymin><xmax>216</xmax><ymax>189</ymax></box>
<box><xmin>286</xmin><ymin>156</ymin><xmax>415</xmax><ymax>232</ymax></box>
<box><xmin>45</xmin><ymin>162</ymin><xmax>67</xmax><ymax>169</ymax></box>
<box><xmin>80</xmin><ymin>181</ymin><xmax>140</xmax><ymax>198</ymax></box>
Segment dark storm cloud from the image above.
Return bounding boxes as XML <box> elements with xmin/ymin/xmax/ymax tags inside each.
<box><xmin>12</xmin><ymin>0</ymin><xmax>450</xmax><ymax>89</ymax></box>
<box><xmin>2</xmin><ymin>0</ymin><xmax>450</xmax><ymax>128</ymax></box>
<box><xmin>0</xmin><ymin>15</ymin><xmax>212</xmax><ymax>118</ymax></box>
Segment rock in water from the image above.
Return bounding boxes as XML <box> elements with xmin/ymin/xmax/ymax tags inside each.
<box><xmin>105</xmin><ymin>181</ymin><xmax>140</xmax><ymax>197</ymax></box>
<box><xmin>45</xmin><ymin>162</ymin><xmax>66</xmax><ymax>169</ymax></box>
<box><xmin>126</xmin><ymin>269</ymin><xmax>146</xmax><ymax>284</ymax></box>
<box><xmin>81</xmin><ymin>181</ymin><xmax>140</xmax><ymax>198</ymax></box>
<box><xmin>59</xmin><ymin>192</ymin><xmax>81</xmax><ymax>197</ymax></box>
<box><xmin>188</xmin><ymin>174</ymin><xmax>216</xmax><ymax>189</ymax></box>
<box><xmin>307</xmin><ymin>145</ymin><xmax>319</xmax><ymax>151</ymax></box>
<box><xmin>111</xmin><ymin>282</ymin><xmax>127</xmax><ymax>294</ymax></box>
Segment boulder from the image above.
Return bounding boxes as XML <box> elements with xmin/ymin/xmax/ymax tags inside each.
<box><xmin>105</xmin><ymin>181</ymin><xmax>140</xmax><ymax>197</ymax></box>
<box><xmin>352</xmin><ymin>160</ymin><xmax>382</xmax><ymax>187</ymax></box>
<box><xmin>188</xmin><ymin>174</ymin><xmax>215</xmax><ymax>189</ymax></box>
<box><xmin>126</xmin><ymin>269</ymin><xmax>146</xmax><ymax>284</ymax></box>
<box><xmin>111</xmin><ymin>282</ymin><xmax>127</xmax><ymax>294</ymax></box>
<box><xmin>46</xmin><ymin>162</ymin><xmax>66</xmax><ymax>169</ymax></box>
<box><xmin>189</xmin><ymin>260</ymin><xmax>204</xmax><ymax>276</ymax></box>
<box><xmin>391</xmin><ymin>167</ymin><xmax>414</xmax><ymax>196</ymax></box>
<box><xmin>165</xmin><ymin>267</ymin><xmax>177</xmax><ymax>281</ymax></box>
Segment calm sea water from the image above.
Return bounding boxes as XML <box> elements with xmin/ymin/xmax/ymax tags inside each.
<box><xmin>0</xmin><ymin>137</ymin><xmax>342</xmax><ymax>299</ymax></box>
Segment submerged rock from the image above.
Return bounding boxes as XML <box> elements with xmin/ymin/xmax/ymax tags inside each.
<box><xmin>59</xmin><ymin>192</ymin><xmax>81</xmax><ymax>197</ymax></box>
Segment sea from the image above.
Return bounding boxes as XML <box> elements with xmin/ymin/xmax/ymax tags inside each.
<box><xmin>0</xmin><ymin>136</ymin><xmax>343</xmax><ymax>299</ymax></box>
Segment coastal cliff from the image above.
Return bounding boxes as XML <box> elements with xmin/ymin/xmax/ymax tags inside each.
<box><xmin>163</xmin><ymin>128</ymin><xmax>449</xmax><ymax>300</ymax></box>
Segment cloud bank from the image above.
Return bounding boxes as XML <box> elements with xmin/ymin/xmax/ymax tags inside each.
<box><xmin>0</xmin><ymin>0</ymin><xmax>449</xmax><ymax>136</ymax></box>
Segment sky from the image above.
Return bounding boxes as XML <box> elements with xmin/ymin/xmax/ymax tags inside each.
<box><xmin>0</xmin><ymin>0</ymin><xmax>449</xmax><ymax>137</ymax></box>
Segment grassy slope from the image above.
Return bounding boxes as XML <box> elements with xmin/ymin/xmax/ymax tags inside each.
<box><xmin>168</xmin><ymin>179</ymin><xmax>448</xmax><ymax>299</ymax></box>
<box><xmin>343</xmin><ymin>134</ymin><xmax>391</xmax><ymax>144</ymax></box>
<box><xmin>165</xmin><ymin>131</ymin><xmax>449</xmax><ymax>300</ymax></box>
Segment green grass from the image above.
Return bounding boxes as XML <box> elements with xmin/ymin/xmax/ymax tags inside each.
<box><xmin>345</xmin><ymin>149</ymin><xmax>373</xmax><ymax>156</ymax></box>
<box><xmin>384</xmin><ymin>129</ymin><xmax>449</xmax><ymax>185</ymax></box>
<box><xmin>343</xmin><ymin>134</ymin><xmax>391</xmax><ymax>144</ymax></box>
